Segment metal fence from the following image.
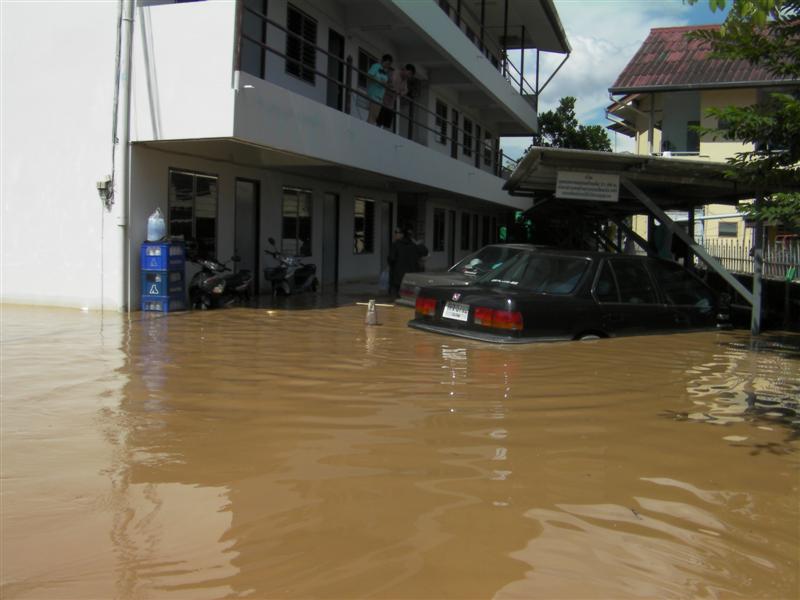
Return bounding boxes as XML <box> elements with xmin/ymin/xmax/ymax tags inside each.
<box><xmin>703</xmin><ymin>239</ymin><xmax>800</xmax><ymax>281</ymax></box>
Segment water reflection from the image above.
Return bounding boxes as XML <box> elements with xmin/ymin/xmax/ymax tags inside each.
<box><xmin>2</xmin><ymin>305</ymin><xmax>798</xmax><ymax>599</ymax></box>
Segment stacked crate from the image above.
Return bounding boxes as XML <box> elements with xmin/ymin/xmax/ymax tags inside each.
<box><xmin>140</xmin><ymin>241</ymin><xmax>186</xmax><ymax>312</ymax></box>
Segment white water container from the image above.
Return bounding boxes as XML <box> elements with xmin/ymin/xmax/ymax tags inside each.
<box><xmin>147</xmin><ymin>208</ymin><xmax>166</xmax><ymax>242</ymax></box>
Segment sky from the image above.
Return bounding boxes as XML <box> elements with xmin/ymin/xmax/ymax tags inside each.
<box><xmin>501</xmin><ymin>0</ymin><xmax>731</xmax><ymax>158</ymax></box>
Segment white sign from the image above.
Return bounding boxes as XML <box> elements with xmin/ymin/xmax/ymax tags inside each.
<box><xmin>556</xmin><ymin>171</ymin><xmax>619</xmax><ymax>203</ymax></box>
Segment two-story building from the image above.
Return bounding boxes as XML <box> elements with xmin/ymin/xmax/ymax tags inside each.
<box><xmin>606</xmin><ymin>24</ymin><xmax>797</xmax><ymax>248</ymax></box>
<box><xmin>1</xmin><ymin>0</ymin><xmax>569</xmax><ymax>310</ymax></box>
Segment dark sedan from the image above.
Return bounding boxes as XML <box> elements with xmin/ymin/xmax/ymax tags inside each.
<box><xmin>408</xmin><ymin>250</ymin><xmax>730</xmax><ymax>343</ymax></box>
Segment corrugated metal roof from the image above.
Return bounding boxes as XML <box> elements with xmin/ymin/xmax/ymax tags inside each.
<box><xmin>609</xmin><ymin>25</ymin><xmax>791</xmax><ymax>93</ymax></box>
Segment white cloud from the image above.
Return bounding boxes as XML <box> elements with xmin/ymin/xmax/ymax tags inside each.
<box><xmin>502</xmin><ymin>0</ymin><xmax>721</xmax><ymax>158</ymax></box>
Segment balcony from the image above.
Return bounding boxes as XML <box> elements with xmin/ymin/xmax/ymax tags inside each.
<box><xmin>131</xmin><ymin>0</ymin><xmax>531</xmax><ymax>206</ymax></box>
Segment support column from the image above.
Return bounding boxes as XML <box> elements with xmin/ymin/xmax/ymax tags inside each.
<box><xmin>502</xmin><ymin>0</ymin><xmax>509</xmax><ymax>77</ymax></box>
<box><xmin>519</xmin><ymin>26</ymin><xmax>525</xmax><ymax>93</ymax></box>
<box><xmin>752</xmin><ymin>196</ymin><xmax>764</xmax><ymax>335</ymax></box>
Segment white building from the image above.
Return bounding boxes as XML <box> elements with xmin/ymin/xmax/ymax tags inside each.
<box><xmin>1</xmin><ymin>0</ymin><xmax>569</xmax><ymax>310</ymax></box>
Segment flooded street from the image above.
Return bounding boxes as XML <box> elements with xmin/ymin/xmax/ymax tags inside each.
<box><xmin>2</xmin><ymin>303</ymin><xmax>799</xmax><ymax>599</ymax></box>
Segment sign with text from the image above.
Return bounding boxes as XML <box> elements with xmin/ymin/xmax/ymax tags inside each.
<box><xmin>556</xmin><ymin>171</ymin><xmax>620</xmax><ymax>203</ymax></box>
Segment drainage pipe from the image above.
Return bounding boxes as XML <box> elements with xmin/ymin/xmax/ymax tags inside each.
<box><xmin>117</xmin><ymin>0</ymin><xmax>134</xmax><ymax>311</ymax></box>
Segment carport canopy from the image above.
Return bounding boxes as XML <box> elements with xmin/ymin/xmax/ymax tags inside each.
<box><xmin>504</xmin><ymin>147</ymin><xmax>800</xmax><ymax>334</ymax></box>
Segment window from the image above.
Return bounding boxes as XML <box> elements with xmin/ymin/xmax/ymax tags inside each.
<box><xmin>353</xmin><ymin>198</ymin><xmax>375</xmax><ymax>254</ymax></box>
<box><xmin>357</xmin><ymin>48</ymin><xmax>377</xmax><ymax>89</ymax></box>
<box><xmin>649</xmin><ymin>261</ymin><xmax>714</xmax><ymax>308</ymax></box>
<box><xmin>168</xmin><ymin>170</ymin><xmax>218</xmax><ymax>259</ymax></box>
<box><xmin>718</xmin><ymin>221</ymin><xmax>738</xmax><ymax>237</ymax></box>
<box><xmin>282</xmin><ymin>187</ymin><xmax>312</xmax><ymax>256</ymax></box>
<box><xmin>483</xmin><ymin>131</ymin><xmax>493</xmax><ymax>167</ymax></box>
<box><xmin>461</xmin><ymin>212</ymin><xmax>470</xmax><ymax>250</ymax></box>
<box><xmin>463</xmin><ymin>118</ymin><xmax>473</xmax><ymax>157</ymax></box>
<box><xmin>609</xmin><ymin>260</ymin><xmax>658</xmax><ymax>304</ymax></box>
<box><xmin>433</xmin><ymin>208</ymin><xmax>445</xmax><ymax>252</ymax></box>
<box><xmin>594</xmin><ymin>262</ymin><xmax>618</xmax><ymax>302</ymax></box>
<box><xmin>285</xmin><ymin>4</ymin><xmax>317</xmax><ymax>84</ymax></box>
<box><xmin>435</xmin><ymin>100</ymin><xmax>448</xmax><ymax>144</ymax></box>
<box><xmin>241</xmin><ymin>0</ymin><xmax>267</xmax><ymax>78</ymax></box>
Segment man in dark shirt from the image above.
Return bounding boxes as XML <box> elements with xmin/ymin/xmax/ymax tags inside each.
<box><xmin>388</xmin><ymin>226</ymin><xmax>425</xmax><ymax>297</ymax></box>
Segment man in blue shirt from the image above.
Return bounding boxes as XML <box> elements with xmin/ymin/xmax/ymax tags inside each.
<box><xmin>367</xmin><ymin>54</ymin><xmax>392</xmax><ymax>125</ymax></box>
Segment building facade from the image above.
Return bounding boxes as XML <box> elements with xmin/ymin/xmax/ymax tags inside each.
<box><xmin>606</xmin><ymin>25</ymin><xmax>797</xmax><ymax>248</ymax></box>
<box><xmin>1</xmin><ymin>0</ymin><xmax>569</xmax><ymax>310</ymax></box>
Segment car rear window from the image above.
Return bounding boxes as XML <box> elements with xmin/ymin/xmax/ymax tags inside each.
<box><xmin>478</xmin><ymin>254</ymin><xmax>589</xmax><ymax>294</ymax></box>
<box><xmin>451</xmin><ymin>246</ymin><xmax>523</xmax><ymax>276</ymax></box>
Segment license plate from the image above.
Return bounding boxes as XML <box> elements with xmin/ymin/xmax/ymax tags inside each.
<box><xmin>442</xmin><ymin>301</ymin><xmax>469</xmax><ymax>322</ymax></box>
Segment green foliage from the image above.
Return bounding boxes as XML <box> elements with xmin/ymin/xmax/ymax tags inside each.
<box><xmin>686</xmin><ymin>0</ymin><xmax>800</xmax><ymax>228</ymax></box>
<box><xmin>529</xmin><ymin>96</ymin><xmax>612</xmax><ymax>152</ymax></box>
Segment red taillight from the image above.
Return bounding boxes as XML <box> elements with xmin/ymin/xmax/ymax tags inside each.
<box><xmin>474</xmin><ymin>306</ymin><xmax>493</xmax><ymax>326</ymax></box>
<box><xmin>492</xmin><ymin>309</ymin><xmax>523</xmax><ymax>331</ymax></box>
<box><xmin>415</xmin><ymin>296</ymin><xmax>437</xmax><ymax>316</ymax></box>
<box><xmin>473</xmin><ymin>307</ymin><xmax>523</xmax><ymax>331</ymax></box>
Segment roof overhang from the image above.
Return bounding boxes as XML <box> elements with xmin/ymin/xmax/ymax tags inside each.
<box><xmin>504</xmin><ymin>147</ymin><xmax>800</xmax><ymax>216</ymax></box>
<box><xmin>467</xmin><ymin>0</ymin><xmax>570</xmax><ymax>53</ymax></box>
<box><xmin>609</xmin><ymin>80</ymin><xmax>797</xmax><ymax>95</ymax></box>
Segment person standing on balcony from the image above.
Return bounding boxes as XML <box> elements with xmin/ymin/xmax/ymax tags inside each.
<box><xmin>367</xmin><ymin>54</ymin><xmax>393</xmax><ymax>125</ymax></box>
<box><xmin>377</xmin><ymin>64</ymin><xmax>416</xmax><ymax>130</ymax></box>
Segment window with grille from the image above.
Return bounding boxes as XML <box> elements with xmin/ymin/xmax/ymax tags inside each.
<box><xmin>435</xmin><ymin>100</ymin><xmax>448</xmax><ymax>145</ymax></box>
<box><xmin>433</xmin><ymin>208</ymin><xmax>445</xmax><ymax>252</ymax></box>
<box><xmin>168</xmin><ymin>169</ymin><xmax>218</xmax><ymax>259</ymax></box>
<box><xmin>282</xmin><ymin>187</ymin><xmax>313</xmax><ymax>256</ymax></box>
<box><xmin>463</xmin><ymin>118</ymin><xmax>473</xmax><ymax>157</ymax></box>
<box><xmin>483</xmin><ymin>131</ymin><xmax>493</xmax><ymax>167</ymax></box>
<box><xmin>353</xmin><ymin>198</ymin><xmax>375</xmax><ymax>254</ymax></box>
<box><xmin>285</xmin><ymin>4</ymin><xmax>317</xmax><ymax>84</ymax></box>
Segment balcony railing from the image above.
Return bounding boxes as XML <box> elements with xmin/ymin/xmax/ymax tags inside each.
<box><xmin>436</xmin><ymin>0</ymin><xmax>540</xmax><ymax>100</ymax></box>
<box><xmin>236</xmin><ymin>1</ymin><xmax>518</xmax><ymax>178</ymax></box>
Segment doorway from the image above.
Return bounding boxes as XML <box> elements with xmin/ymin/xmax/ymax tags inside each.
<box><xmin>379</xmin><ymin>200</ymin><xmax>394</xmax><ymax>272</ymax></box>
<box><xmin>235</xmin><ymin>178</ymin><xmax>260</xmax><ymax>294</ymax></box>
<box><xmin>322</xmin><ymin>192</ymin><xmax>340</xmax><ymax>289</ymax></box>
<box><xmin>326</xmin><ymin>29</ymin><xmax>345</xmax><ymax>111</ymax></box>
<box><xmin>447</xmin><ymin>210</ymin><xmax>456</xmax><ymax>266</ymax></box>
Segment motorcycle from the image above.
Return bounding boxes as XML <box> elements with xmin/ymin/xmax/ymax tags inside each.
<box><xmin>189</xmin><ymin>255</ymin><xmax>253</xmax><ymax>309</ymax></box>
<box><xmin>263</xmin><ymin>237</ymin><xmax>318</xmax><ymax>296</ymax></box>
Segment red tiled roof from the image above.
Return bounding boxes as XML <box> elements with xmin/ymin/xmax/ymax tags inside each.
<box><xmin>609</xmin><ymin>24</ymin><xmax>791</xmax><ymax>93</ymax></box>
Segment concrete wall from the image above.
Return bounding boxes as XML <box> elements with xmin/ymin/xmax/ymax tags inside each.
<box><xmin>131</xmin><ymin>1</ymin><xmax>237</xmax><ymax>141</ymax></box>
<box><xmin>1</xmin><ymin>1</ymin><xmax>124</xmax><ymax>310</ymax></box>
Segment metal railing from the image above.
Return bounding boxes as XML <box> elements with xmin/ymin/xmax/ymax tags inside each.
<box><xmin>703</xmin><ymin>239</ymin><xmax>800</xmax><ymax>281</ymax></box>
<box><xmin>436</xmin><ymin>0</ymin><xmax>537</xmax><ymax>97</ymax></box>
<box><xmin>236</xmin><ymin>1</ymin><xmax>517</xmax><ymax>178</ymax></box>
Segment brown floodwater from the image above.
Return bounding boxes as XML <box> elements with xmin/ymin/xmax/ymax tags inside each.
<box><xmin>2</xmin><ymin>302</ymin><xmax>799</xmax><ymax>599</ymax></box>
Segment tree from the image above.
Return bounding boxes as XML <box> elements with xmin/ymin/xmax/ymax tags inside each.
<box><xmin>687</xmin><ymin>0</ymin><xmax>800</xmax><ymax>230</ymax></box>
<box><xmin>529</xmin><ymin>96</ymin><xmax>612</xmax><ymax>152</ymax></box>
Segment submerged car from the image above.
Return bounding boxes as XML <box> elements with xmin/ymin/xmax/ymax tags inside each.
<box><xmin>396</xmin><ymin>243</ymin><xmax>540</xmax><ymax>307</ymax></box>
<box><xmin>409</xmin><ymin>249</ymin><xmax>731</xmax><ymax>343</ymax></box>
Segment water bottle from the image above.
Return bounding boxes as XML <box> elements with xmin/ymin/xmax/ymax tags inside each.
<box><xmin>147</xmin><ymin>208</ymin><xmax>166</xmax><ymax>242</ymax></box>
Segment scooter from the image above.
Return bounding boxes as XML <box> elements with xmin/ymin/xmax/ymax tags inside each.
<box><xmin>189</xmin><ymin>255</ymin><xmax>253</xmax><ymax>309</ymax></box>
<box><xmin>263</xmin><ymin>237</ymin><xmax>318</xmax><ymax>296</ymax></box>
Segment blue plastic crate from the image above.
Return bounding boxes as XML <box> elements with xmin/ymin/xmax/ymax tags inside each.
<box><xmin>141</xmin><ymin>242</ymin><xmax>185</xmax><ymax>271</ymax></box>
<box><xmin>141</xmin><ymin>296</ymin><xmax>186</xmax><ymax>312</ymax></box>
<box><xmin>141</xmin><ymin>270</ymin><xmax>185</xmax><ymax>297</ymax></box>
